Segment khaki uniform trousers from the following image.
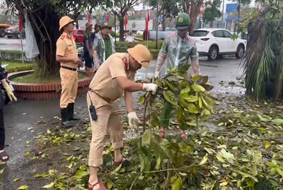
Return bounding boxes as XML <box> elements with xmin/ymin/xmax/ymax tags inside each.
<box><xmin>87</xmin><ymin>92</ymin><xmax>124</xmax><ymax>167</ymax></box>
<box><xmin>60</xmin><ymin>68</ymin><xmax>78</xmax><ymax>108</ymax></box>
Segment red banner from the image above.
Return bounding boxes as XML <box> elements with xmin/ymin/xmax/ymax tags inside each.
<box><xmin>106</xmin><ymin>13</ymin><xmax>109</xmax><ymax>22</ymax></box>
<box><xmin>145</xmin><ymin>10</ymin><xmax>150</xmax><ymax>38</ymax></box>
<box><xmin>88</xmin><ymin>13</ymin><xmax>91</xmax><ymax>22</ymax></box>
<box><xmin>18</xmin><ymin>10</ymin><xmax>22</xmax><ymax>32</ymax></box>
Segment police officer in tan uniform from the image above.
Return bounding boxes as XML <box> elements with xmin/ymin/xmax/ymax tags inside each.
<box><xmin>56</xmin><ymin>16</ymin><xmax>83</xmax><ymax>128</ymax></box>
<box><xmin>87</xmin><ymin>44</ymin><xmax>158</xmax><ymax>190</ymax></box>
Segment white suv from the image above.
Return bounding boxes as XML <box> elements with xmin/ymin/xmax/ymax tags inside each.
<box><xmin>191</xmin><ymin>28</ymin><xmax>247</xmax><ymax>60</ymax></box>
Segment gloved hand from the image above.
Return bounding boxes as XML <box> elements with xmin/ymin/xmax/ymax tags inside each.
<box><xmin>143</xmin><ymin>83</ymin><xmax>158</xmax><ymax>94</ymax></box>
<box><xmin>2</xmin><ymin>81</ymin><xmax>17</xmax><ymax>101</ymax></box>
<box><xmin>154</xmin><ymin>71</ymin><xmax>160</xmax><ymax>78</ymax></box>
<box><xmin>128</xmin><ymin>112</ymin><xmax>142</xmax><ymax>131</ymax></box>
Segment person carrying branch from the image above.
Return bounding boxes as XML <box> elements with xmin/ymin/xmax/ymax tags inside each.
<box><xmin>87</xmin><ymin>44</ymin><xmax>158</xmax><ymax>190</ymax></box>
<box><xmin>154</xmin><ymin>12</ymin><xmax>200</xmax><ymax>139</ymax></box>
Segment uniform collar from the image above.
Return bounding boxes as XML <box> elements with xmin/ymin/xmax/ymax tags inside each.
<box><xmin>63</xmin><ymin>32</ymin><xmax>73</xmax><ymax>39</ymax></box>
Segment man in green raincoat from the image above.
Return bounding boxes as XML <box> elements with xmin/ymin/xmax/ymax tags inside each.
<box><xmin>154</xmin><ymin>12</ymin><xmax>200</xmax><ymax>139</ymax></box>
<box><xmin>93</xmin><ymin>22</ymin><xmax>115</xmax><ymax>70</ymax></box>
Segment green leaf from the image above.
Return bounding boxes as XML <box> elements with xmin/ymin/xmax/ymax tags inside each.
<box><xmin>142</xmin><ymin>131</ymin><xmax>151</xmax><ymax>146</ymax></box>
<box><xmin>257</xmin><ymin>114</ymin><xmax>272</xmax><ymax>122</ymax></box>
<box><xmin>199</xmin><ymin>154</ymin><xmax>208</xmax><ymax>165</ymax></box>
<box><xmin>13</xmin><ymin>178</ymin><xmax>21</xmax><ymax>182</ymax></box>
<box><xmin>163</xmin><ymin>91</ymin><xmax>178</xmax><ymax>106</ymax></box>
<box><xmin>42</xmin><ymin>182</ymin><xmax>54</xmax><ymax>189</ymax></box>
<box><xmin>17</xmin><ymin>185</ymin><xmax>29</xmax><ymax>190</ymax></box>
<box><xmin>272</xmin><ymin>118</ymin><xmax>283</xmax><ymax>125</ymax></box>
<box><xmin>188</xmin><ymin>103</ymin><xmax>199</xmax><ymax>114</ymax></box>
<box><xmin>183</xmin><ymin>96</ymin><xmax>198</xmax><ymax>102</ymax></box>
<box><xmin>35</xmin><ymin>173</ymin><xmax>48</xmax><ymax>178</ymax></box>
<box><xmin>191</xmin><ymin>84</ymin><xmax>206</xmax><ymax>92</ymax></box>
<box><xmin>180</xmin><ymin>87</ymin><xmax>191</xmax><ymax>94</ymax></box>
<box><xmin>0</xmin><ymin>167</ymin><xmax>5</xmax><ymax>174</ymax></box>
<box><xmin>138</xmin><ymin>96</ymin><xmax>145</xmax><ymax>104</ymax></box>
<box><xmin>172</xmin><ymin>177</ymin><xmax>182</xmax><ymax>190</ymax></box>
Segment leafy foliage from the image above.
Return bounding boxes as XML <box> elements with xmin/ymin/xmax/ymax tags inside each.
<box><xmin>139</xmin><ymin>66</ymin><xmax>216</xmax><ymax>131</ymax></box>
<box><xmin>203</xmin><ymin>0</ymin><xmax>222</xmax><ymax>23</ymax></box>
<box><xmin>243</xmin><ymin>3</ymin><xmax>283</xmax><ymax>99</ymax></box>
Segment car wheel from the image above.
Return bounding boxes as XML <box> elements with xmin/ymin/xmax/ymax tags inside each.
<box><xmin>236</xmin><ymin>44</ymin><xmax>245</xmax><ymax>59</ymax></box>
<box><xmin>208</xmin><ymin>46</ymin><xmax>218</xmax><ymax>61</ymax></box>
<box><xmin>0</xmin><ymin>31</ymin><xmax>5</xmax><ymax>37</ymax></box>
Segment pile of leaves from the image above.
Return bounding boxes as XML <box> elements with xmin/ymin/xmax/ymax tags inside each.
<box><xmin>14</xmin><ymin>67</ymin><xmax>283</xmax><ymax>189</ymax></box>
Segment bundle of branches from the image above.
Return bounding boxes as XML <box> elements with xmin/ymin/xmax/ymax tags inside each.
<box><xmin>139</xmin><ymin>65</ymin><xmax>216</xmax><ymax>132</ymax></box>
<box><xmin>243</xmin><ymin>5</ymin><xmax>283</xmax><ymax>100</ymax></box>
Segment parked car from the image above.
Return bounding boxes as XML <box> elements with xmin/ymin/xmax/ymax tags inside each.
<box><xmin>0</xmin><ymin>24</ymin><xmax>12</xmax><ymax>37</ymax></box>
<box><xmin>191</xmin><ymin>28</ymin><xmax>247</xmax><ymax>60</ymax></box>
<box><xmin>5</xmin><ymin>25</ymin><xmax>25</xmax><ymax>39</ymax></box>
<box><xmin>148</xmin><ymin>27</ymin><xmax>176</xmax><ymax>40</ymax></box>
<box><xmin>73</xmin><ymin>29</ymin><xmax>85</xmax><ymax>44</ymax></box>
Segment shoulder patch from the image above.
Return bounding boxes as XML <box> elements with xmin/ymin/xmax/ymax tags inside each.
<box><xmin>60</xmin><ymin>35</ymin><xmax>65</xmax><ymax>40</ymax></box>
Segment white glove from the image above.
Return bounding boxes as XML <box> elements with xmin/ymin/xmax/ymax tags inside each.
<box><xmin>128</xmin><ymin>112</ymin><xmax>142</xmax><ymax>130</ymax></box>
<box><xmin>143</xmin><ymin>83</ymin><xmax>158</xmax><ymax>94</ymax></box>
<box><xmin>154</xmin><ymin>71</ymin><xmax>160</xmax><ymax>78</ymax></box>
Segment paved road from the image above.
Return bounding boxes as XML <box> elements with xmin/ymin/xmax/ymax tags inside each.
<box><xmin>4</xmin><ymin>57</ymin><xmax>243</xmax><ymax>162</ymax></box>
<box><xmin>0</xmin><ymin>55</ymin><xmax>244</xmax><ymax>188</ymax></box>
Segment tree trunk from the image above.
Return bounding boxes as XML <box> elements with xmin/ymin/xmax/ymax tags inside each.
<box><xmin>185</xmin><ymin>0</ymin><xmax>204</xmax><ymax>35</ymax></box>
<box><xmin>29</xmin><ymin>4</ymin><xmax>61</xmax><ymax>77</ymax></box>
<box><xmin>119</xmin><ymin>17</ymin><xmax>125</xmax><ymax>41</ymax></box>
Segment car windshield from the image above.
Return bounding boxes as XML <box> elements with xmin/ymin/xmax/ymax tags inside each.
<box><xmin>192</xmin><ymin>30</ymin><xmax>209</xmax><ymax>37</ymax></box>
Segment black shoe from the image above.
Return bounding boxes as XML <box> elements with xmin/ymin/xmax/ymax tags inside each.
<box><xmin>67</xmin><ymin>103</ymin><xmax>80</xmax><ymax>121</ymax></box>
<box><xmin>61</xmin><ymin>108</ymin><xmax>73</xmax><ymax>128</ymax></box>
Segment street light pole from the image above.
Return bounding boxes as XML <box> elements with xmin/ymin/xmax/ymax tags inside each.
<box><xmin>222</xmin><ymin>0</ymin><xmax>225</xmax><ymax>23</ymax></box>
<box><xmin>156</xmin><ymin>1</ymin><xmax>159</xmax><ymax>50</ymax></box>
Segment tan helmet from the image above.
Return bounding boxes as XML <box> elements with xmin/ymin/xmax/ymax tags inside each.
<box><xmin>59</xmin><ymin>16</ymin><xmax>74</xmax><ymax>31</ymax></box>
<box><xmin>127</xmin><ymin>44</ymin><xmax>151</xmax><ymax>68</ymax></box>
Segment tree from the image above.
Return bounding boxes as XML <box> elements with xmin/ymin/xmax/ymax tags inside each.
<box><xmin>132</xmin><ymin>21</ymin><xmax>136</xmax><ymax>29</ymax></box>
<box><xmin>148</xmin><ymin>0</ymin><xmax>181</xmax><ymax>31</ymax></box>
<box><xmin>203</xmin><ymin>0</ymin><xmax>222</xmax><ymax>26</ymax></box>
<box><xmin>5</xmin><ymin>0</ymin><xmax>99</xmax><ymax>77</ymax></box>
<box><xmin>101</xmin><ymin>0</ymin><xmax>141</xmax><ymax>41</ymax></box>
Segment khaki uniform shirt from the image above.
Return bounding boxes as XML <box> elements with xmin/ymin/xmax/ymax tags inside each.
<box><xmin>56</xmin><ymin>32</ymin><xmax>78</xmax><ymax>69</ymax></box>
<box><xmin>156</xmin><ymin>32</ymin><xmax>200</xmax><ymax>78</ymax></box>
<box><xmin>89</xmin><ymin>53</ymin><xmax>135</xmax><ymax>108</ymax></box>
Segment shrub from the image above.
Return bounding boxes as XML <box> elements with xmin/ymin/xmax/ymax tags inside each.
<box><xmin>115</xmin><ymin>41</ymin><xmax>164</xmax><ymax>49</ymax></box>
<box><xmin>0</xmin><ymin>50</ymin><xmax>33</xmax><ymax>62</ymax></box>
<box><xmin>4</xmin><ymin>62</ymin><xmax>35</xmax><ymax>73</ymax></box>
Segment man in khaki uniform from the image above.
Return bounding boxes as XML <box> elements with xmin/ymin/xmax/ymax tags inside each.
<box><xmin>87</xmin><ymin>44</ymin><xmax>158</xmax><ymax>190</ymax></box>
<box><xmin>56</xmin><ymin>16</ymin><xmax>83</xmax><ymax>128</ymax></box>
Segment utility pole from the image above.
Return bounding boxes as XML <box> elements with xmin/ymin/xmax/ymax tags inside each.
<box><xmin>222</xmin><ymin>0</ymin><xmax>225</xmax><ymax>24</ymax></box>
<box><xmin>155</xmin><ymin>0</ymin><xmax>159</xmax><ymax>50</ymax></box>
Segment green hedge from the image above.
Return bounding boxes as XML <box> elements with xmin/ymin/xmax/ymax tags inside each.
<box><xmin>116</xmin><ymin>40</ymin><xmax>164</xmax><ymax>49</ymax></box>
<box><xmin>3</xmin><ymin>62</ymin><xmax>35</xmax><ymax>73</ymax></box>
<box><xmin>110</xmin><ymin>31</ymin><xmax>120</xmax><ymax>38</ymax></box>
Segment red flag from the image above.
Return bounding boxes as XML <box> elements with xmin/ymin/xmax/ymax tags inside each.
<box><xmin>18</xmin><ymin>10</ymin><xmax>22</xmax><ymax>32</ymax></box>
<box><xmin>88</xmin><ymin>13</ymin><xmax>91</xmax><ymax>22</ymax></box>
<box><xmin>125</xmin><ymin>13</ymin><xmax>128</xmax><ymax>37</ymax></box>
<box><xmin>145</xmin><ymin>10</ymin><xmax>150</xmax><ymax>38</ymax></box>
<box><xmin>106</xmin><ymin>13</ymin><xmax>109</xmax><ymax>22</ymax></box>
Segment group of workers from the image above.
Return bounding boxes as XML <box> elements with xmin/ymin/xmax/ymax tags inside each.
<box><xmin>57</xmin><ymin>12</ymin><xmax>201</xmax><ymax>190</ymax></box>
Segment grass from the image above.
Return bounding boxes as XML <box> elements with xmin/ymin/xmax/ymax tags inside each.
<box><xmin>3</xmin><ymin>62</ymin><xmax>35</xmax><ymax>73</ymax></box>
<box><xmin>12</xmin><ymin>72</ymin><xmax>88</xmax><ymax>83</ymax></box>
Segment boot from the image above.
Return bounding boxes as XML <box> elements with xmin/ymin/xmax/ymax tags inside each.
<box><xmin>67</xmin><ymin>103</ymin><xmax>80</xmax><ymax>121</ymax></box>
<box><xmin>61</xmin><ymin>108</ymin><xmax>73</xmax><ymax>128</ymax></box>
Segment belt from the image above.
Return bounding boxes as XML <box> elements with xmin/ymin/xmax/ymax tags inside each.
<box><xmin>88</xmin><ymin>88</ymin><xmax>112</xmax><ymax>103</ymax></box>
<box><xmin>61</xmin><ymin>66</ymin><xmax>77</xmax><ymax>71</ymax></box>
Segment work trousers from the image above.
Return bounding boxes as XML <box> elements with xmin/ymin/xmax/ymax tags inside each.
<box><xmin>60</xmin><ymin>68</ymin><xmax>78</xmax><ymax>108</ymax></box>
<box><xmin>0</xmin><ymin>109</ymin><xmax>5</xmax><ymax>150</ymax></box>
<box><xmin>87</xmin><ymin>92</ymin><xmax>124</xmax><ymax>167</ymax></box>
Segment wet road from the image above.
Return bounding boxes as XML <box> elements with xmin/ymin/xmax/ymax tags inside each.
<box><xmin>0</xmin><ymin>57</ymin><xmax>244</xmax><ymax>188</ymax></box>
<box><xmin>4</xmin><ymin>57</ymin><xmax>243</xmax><ymax>160</ymax></box>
